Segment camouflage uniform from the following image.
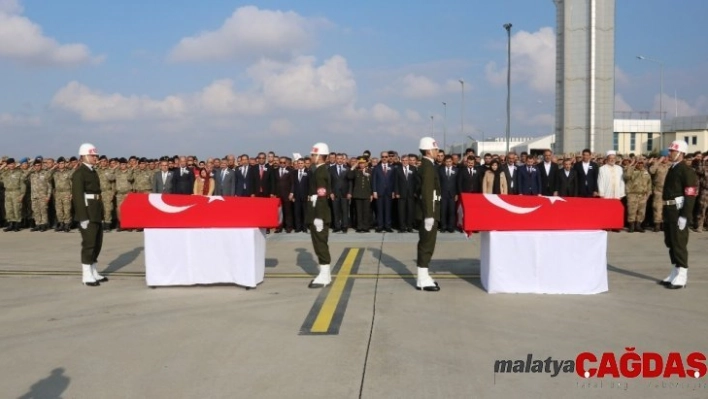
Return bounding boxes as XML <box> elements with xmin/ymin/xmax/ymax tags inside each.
<box><xmin>53</xmin><ymin>169</ymin><xmax>74</xmax><ymax>226</ymax></box>
<box><xmin>132</xmin><ymin>169</ymin><xmax>153</xmax><ymax>193</ymax></box>
<box><xmin>0</xmin><ymin>168</ymin><xmax>26</xmax><ymax>224</ymax></box>
<box><xmin>114</xmin><ymin>168</ymin><xmax>134</xmax><ymax>223</ymax></box>
<box><xmin>623</xmin><ymin>165</ymin><xmax>652</xmax><ymax>228</ymax></box>
<box><xmin>28</xmin><ymin>167</ymin><xmax>54</xmax><ymax>228</ymax></box>
<box><xmin>695</xmin><ymin>163</ymin><xmax>708</xmax><ymax>232</ymax></box>
<box><xmin>649</xmin><ymin>162</ymin><xmax>669</xmax><ymax>225</ymax></box>
<box><xmin>97</xmin><ymin>166</ymin><xmax>116</xmax><ymax>225</ymax></box>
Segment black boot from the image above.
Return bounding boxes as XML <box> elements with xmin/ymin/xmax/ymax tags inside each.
<box><xmin>55</xmin><ymin>223</ymin><xmax>62</xmax><ymax>232</ymax></box>
<box><xmin>635</xmin><ymin>222</ymin><xmax>645</xmax><ymax>233</ymax></box>
<box><xmin>627</xmin><ymin>223</ymin><xmax>634</xmax><ymax>233</ymax></box>
<box><xmin>13</xmin><ymin>222</ymin><xmax>21</xmax><ymax>232</ymax></box>
<box><xmin>30</xmin><ymin>224</ymin><xmax>40</xmax><ymax>232</ymax></box>
<box><xmin>103</xmin><ymin>222</ymin><xmax>111</xmax><ymax>232</ymax></box>
<box><xmin>64</xmin><ymin>223</ymin><xmax>71</xmax><ymax>232</ymax></box>
<box><xmin>40</xmin><ymin>224</ymin><xmax>48</xmax><ymax>232</ymax></box>
<box><xmin>3</xmin><ymin>222</ymin><xmax>13</xmax><ymax>232</ymax></box>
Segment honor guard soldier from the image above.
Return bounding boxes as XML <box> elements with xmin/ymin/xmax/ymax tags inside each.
<box><xmin>416</xmin><ymin>137</ymin><xmax>441</xmax><ymax>291</ymax></box>
<box><xmin>72</xmin><ymin>143</ymin><xmax>108</xmax><ymax>286</ymax></box>
<box><xmin>659</xmin><ymin>140</ymin><xmax>699</xmax><ymax>289</ymax></box>
<box><xmin>307</xmin><ymin>142</ymin><xmax>333</xmax><ymax>288</ymax></box>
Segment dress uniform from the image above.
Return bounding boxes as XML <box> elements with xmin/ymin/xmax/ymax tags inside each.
<box><xmin>306</xmin><ymin>142</ymin><xmax>333</xmax><ymax>288</ymax></box>
<box><xmin>659</xmin><ymin>140</ymin><xmax>699</xmax><ymax>289</ymax></box>
<box><xmin>416</xmin><ymin>137</ymin><xmax>441</xmax><ymax>291</ymax></box>
<box><xmin>72</xmin><ymin>143</ymin><xmax>108</xmax><ymax>286</ymax></box>
<box><xmin>348</xmin><ymin>157</ymin><xmax>373</xmax><ymax>232</ymax></box>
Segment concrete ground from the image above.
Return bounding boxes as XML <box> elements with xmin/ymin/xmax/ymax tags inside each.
<box><xmin>1</xmin><ymin>228</ymin><xmax>707</xmax><ymax>399</ymax></box>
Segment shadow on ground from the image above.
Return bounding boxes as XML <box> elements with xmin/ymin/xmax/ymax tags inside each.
<box><xmin>18</xmin><ymin>367</ymin><xmax>70</xmax><ymax>399</ymax></box>
<box><xmin>103</xmin><ymin>247</ymin><xmax>144</xmax><ymax>274</ymax></box>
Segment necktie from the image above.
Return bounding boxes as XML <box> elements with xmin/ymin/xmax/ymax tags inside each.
<box><xmin>405</xmin><ymin>166</ymin><xmax>408</xmax><ymax>178</ymax></box>
<box><xmin>469</xmin><ymin>168</ymin><xmax>472</xmax><ymax>175</ymax></box>
<box><xmin>280</xmin><ymin>168</ymin><xmax>284</xmax><ymax>178</ymax></box>
<box><xmin>162</xmin><ymin>172</ymin><xmax>166</xmax><ymax>184</ymax></box>
<box><xmin>447</xmin><ymin>168</ymin><xmax>450</xmax><ymax>177</ymax></box>
<box><xmin>528</xmin><ymin>167</ymin><xmax>531</xmax><ymax>173</ymax></box>
<box><xmin>221</xmin><ymin>169</ymin><xmax>226</xmax><ymax>181</ymax></box>
<box><xmin>298</xmin><ymin>170</ymin><xmax>302</xmax><ymax>182</ymax></box>
<box><xmin>337</xmin><ymin>166</ymin><xmax>341</xmax><ymax>176</ymax></box>
<box><xmin>260</xmin><ymin>166</ymin><xmax>264</xmax><ymax>179</ymax></box>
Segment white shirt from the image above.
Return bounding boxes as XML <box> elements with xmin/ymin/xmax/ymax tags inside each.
<box><xmin>582</xmin><ymin>162</ymin><xmax>590</xmax><ymax>175</ymax></box>
<box><xmin>544</xmin><ymin>162</ymin><xmax>552</xmax><ymax>175</ymax></box>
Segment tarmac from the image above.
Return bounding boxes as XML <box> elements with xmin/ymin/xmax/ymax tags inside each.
<box><xmin>1</xmin><ymin>228</ymin><xmax>707</xmax><ymax>399</ymax></box>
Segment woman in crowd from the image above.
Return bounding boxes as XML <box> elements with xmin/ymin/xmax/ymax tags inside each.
<box><xmin>482</xmin><ymin>159</ymin><xmax>508</xmax><ymax>194</ymax></box>
<box><xmin>193</xmin><ymin>167</ymin><xmax>214</xmax><ymax>196</ymax></box>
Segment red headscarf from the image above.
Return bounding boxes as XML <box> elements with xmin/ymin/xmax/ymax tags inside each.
<box><xmin>200</xmin><ymin>168</ymin><xmax>210</xmax><ymax>195</ymax></box>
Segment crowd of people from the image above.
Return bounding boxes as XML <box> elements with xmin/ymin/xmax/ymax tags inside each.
<box><xmin>1</xmin><ymin>147</ymin><xmax>707</xmax><ymax>235</ymax></box>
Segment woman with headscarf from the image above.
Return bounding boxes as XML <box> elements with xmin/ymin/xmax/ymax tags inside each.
<box><xmin>193</xmin><ymin>168</ymin><xmax>214</xmax><ymax>196</ymax></box>
<box><xmin>482</xmin><ymin>159</ymin><xmax>508</xmax><ymax>194</ymax></box>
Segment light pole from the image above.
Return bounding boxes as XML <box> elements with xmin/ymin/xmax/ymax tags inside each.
<box><xmin>503</xmin><ymin>23</ymin><xmax>512</xmax><ymax>154</ymax></box>
<box><xmin>430</xmin><ymin>115</ymin><xmax>435</xmax><ymax>136</ymax></box>
<box><xmin>637</xmin><ymin>55</ymin><xmax>664</xmax><ymax>150</ymax></box>
<box><xmin>459</xmin><ymin>79</ymin><xmax>464</xmax><ymax>139</ymax></box>
<box><xmin>442</xmin><ymin>102</ymin><xmax>447</xmax><ymax>150</ymax></box>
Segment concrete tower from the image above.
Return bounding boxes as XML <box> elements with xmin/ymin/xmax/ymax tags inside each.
<box><xmin>554</xmin><ymin>0</ymin><xmax>615</xmax><ymax>153</ymax></box>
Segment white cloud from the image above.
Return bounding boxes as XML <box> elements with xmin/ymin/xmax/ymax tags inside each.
<box><xmin>269</xmin><ymin>118</ymin><xmax>293</xmax><ymax>136</ymax></box>
<box><xmin>0</xmin><ymin>3</ymin><xmax>102</xmax><ymax>66</ymax></box>
<box><xmin>655</xmin><ymin>93</ymin><xmax>708</xmax><ymax>117</ymax></box>
<box><xmin>614</xmin><ymin>94</ymin><xmax>633</xmax><ymax>112</ymax></box>
<box><xmin>615</xmin><ymin>66</ymin><xmax>630</xmax><ymax>86</ymax></box>
<box><xmin>51</xmin><ymin>81</ymin><xmax>186</xmax><ymax>122</ymax></box>
<box><xmin>169</xmin><ymin>6</ymin><xmax>328</xmax><ymax>62</ymax></box>
<box><xmin>486</xmin><ymin>27</ymin><xmax>555</xmax><ymax>93</ymax></box>
<box><xmin>405</xmin><ymin>109</ymin><xmax>422</xmax><ymax>122</ymax></box>
<box><xmin>399</xmin><ymin>74</ymin><xmax>441</xmax><ymax>99</ymax></box>
<box><xmin>371</xmin><ymin>103</ymin><xmax>400</xmax><ymax>123</ymax></box>
<box><xmin>195</xmin><ymin>79</ymin><xmax>266</xmax><ymax>115</ymax></box>
<box><xmin>0</xmin><ymin>112</ymin><xmax>40</xmax><ymax>127</ymax></box>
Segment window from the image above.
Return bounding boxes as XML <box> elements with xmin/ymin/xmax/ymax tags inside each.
<box><xmin>613</xmin><ymin>132</ymin><xmax>619</xmax><ymax>151</ymax></box>
<box><xmin>692</xmin><ymin>136</ymin><xmax>698</xmax><ymax>145</ymax></box>
<box><xmin>685</xmin><ymin>136</ymin><xmax>689</xmax><ymax>144</ymax></box>
<box><xmin>630</xmin><ymin>133</ymin><xmax>636</xmax><ymax>152</ymax></box>
<box><xmin>647</xmin><ymin>134</ymin><xmax>653</xmax><ymax>151</ymax></box>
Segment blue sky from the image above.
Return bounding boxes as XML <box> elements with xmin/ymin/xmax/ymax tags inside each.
<box><xmin>1</xmin><ymin>0</ymin><xmax>706</xmax><ymax>158</ymax></box>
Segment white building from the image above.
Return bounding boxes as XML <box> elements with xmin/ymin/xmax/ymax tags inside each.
<box><xmin>446</xmin><ymin>135</ymin><xmax>555</xmax><ymax>156</ymax></box>
<box><xmin>664</xmin><ymin>115</ymin><xmax>708</xmax><ymax>154</ymax></box>
<box><xmin>613</xmin><ymin>116</ymin><xmax>708</xmax><ymax>155</ymax></box>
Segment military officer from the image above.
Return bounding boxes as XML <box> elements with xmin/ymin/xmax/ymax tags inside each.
<box><xmin>52</xmin><ymin>157</ymin><xmax>74</xmax><ymax>232</ymax></box>
<box><xmin>649</xmin><ymin>156</ymin><xmax>670</xmax><ymax>231</ymax></box>
<box><xmin>306</xmin><ymin>142</ymin><xmax>333</xmax><ymax>288</ymax></box>
<box><xmin>348</xmin><ymin>157</ymin><xmax>373</xmax><ymax>232</ymax></box>
<box><xmin>416</xmin><ymin>137</ymin><xmax>441</xmax><ymax>291</ymax></box>
<box><xmin>623</xmin><ymin>158</ymin><xmax>652</xmax><ymax>232</ymax></box>
<box><xmin>114</xmin><ymin>158</ymin><xmax>134</xmax><ymax>231</ymax></box>
<box><xmin>694</xmin><ymin>158</ymin><xmax>708</xmax><ymax>232</ymax></box>
<box><xmin>0</xmin><ymin>158</ymin><xmax>26</xmax><ymax>232</ymax></box>
<box><xmin>97</xmin><ymin>155</ymin><xmax>116</xmax><ymax>231</ymax></box>
<box><xmin>28</xmin><ymin>159</ymin><xmax>53</xmax><ymax>232</ymax></box>
<box><xmin>132</xmin><ymin>158</ymin><xmax>153</xmax><ymax>194</ymax></box>
<box><xmin>659</xmin><ymin>140</ymin><xmax>699</xmax><ymax>289</ymax></box>
<box><xmin>72</xmin><ymin>143</ymin><xmax>107</xmax><ymax>286</ymax></box>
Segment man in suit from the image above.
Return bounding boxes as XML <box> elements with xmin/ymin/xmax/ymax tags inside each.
<box><xmin>272</xmin><ymin>157</ymin><xmax>294</xmax><ymax>232</ymax></box>
<box><xmin>554</xmin><ymin>158</ymin><xmax>578</xmax><ymax>197</ymax></box>
<box><xmin>574</xmin><ymin>148</ymin><xmax>600</xmax><ymax>197</ymax></box>
<box><xmin>235</xmin><ymin>154</ymin><xmax>254</xmax><ymax>197</ymax></box>
<box><xmin>329</xmin><ymin>153</ymin><xmax>351</xmax><ymax>233</ymax></box>
<box><xmin>214</xmin><ymin>160</ymin><xmax>236</xmax><ymax>196</ymax></box>
<box><xmin>172</xmin><ymin>156</ymin><xmax>195</xmax><ymax>195</ymax></box>
<box><xmin>438</xmin><ymin>155</ymin><xmax>459</xmax><ymax>232</ymax></box>
<box><xmin>501</xmin><ymin>152</ymin><xmax>519</xmax><ymax>194</ymax></box>
<box><xmin>518</xmin><ymin>156</ymin><xmax>542</xmax><ymax>195</ymax></box>
<box><xmin>539</xmin><ymin>149</ymin><xmax>559</xmax><ymax>196</ymax></box>
<box><xmin>251</xmin><ymin>152</ymin><xmax>271</xmax><ymax>198</ymax></box>
<box><xmin>152</xmin><ymin>160</ymin><xmax>174</xmax><ymax>194</ymax></box>
<box><xmin>290</xmin><ymin>158</ymin><xmax>309</xmax><ymax>232</ymax></box>
<box><xmin>393</xmin><ymin>154</ymin><xmax>417</xmax><ymax>232</ymax></box>
<box><xmin>371</xmin><ymin>151</ymin><xmax>396</xmax><ymax>232</ymax></box>
<box><xmin>457</xmin><ymin>155</ymin><xmax>482</xmax><ymax>194</ymax></box>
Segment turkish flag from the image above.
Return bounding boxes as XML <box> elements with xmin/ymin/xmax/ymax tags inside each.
<box><xmin>458</xmin><ymin>193</ymin><xmax>624</xmax><ymax>232</ymax></box>
<box><xmin>120</xmin><ymin>193</ymin><xmax>281</xmax><ymax>228</ymax></box>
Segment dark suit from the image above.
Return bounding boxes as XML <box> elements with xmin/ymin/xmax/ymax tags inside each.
<box><xmin>329</xmin><ymin>164</ymin><xmax>352</xmax><ymax>231</ymax></box>
<box><xmin>438</xmin><ymin>166</ymin><xmax>459</xmax><ymax>231</ymax></box>
<box><xmin>291</xmin><ymin>168</ymin><xmax>310</xmax><ymax>232</ymax></box>
<box><xmin>501</xmin><ymin>164</ymin><xmax>519</xmax><ymax>194</ymax></box>
<box><xmin>573</xmin><ymin>161</ymin><xmax>599</xmax><ymax>198</ymax></box>
<box><xmin>152</xmin><ymin>171</ymin><xmax>174</xmax><ymax>194</ymax></box>
<box><xmin>251</xmin><ymin>164</ymin><xmax>271</xmax><ymax>197</ymax></box>
<box><xmin>172</xmin><ymin>167</ymin><xmax>195</xmax><ymax>195</ymax></box>
<box><xmin>457</xmin><ymin>166</ymin><xmax>483</xmax><ymax>194</ymax></box>
<box><xmin>371</xmin><ymin>163</ymin><xmax>396</xmax><ymax>230</ymax></box>
<box><xmin>235</xmin><ymin>165</ymin><xmax>254</xmax><ymax>197</ymax></box>
<box><xmin>518</xmin><ymin>165</ymin><xmax>542</xmax><ymax>195</ymax></box>
<box><xmin>349</xmin><ymin>168</ymin><xmax>373</xmax><ymax>231</ymax></box>
<box><xmin>555</xmin><ymin>169</ymin><xmax>579</xmax><ymax>197</ymax></box>
<box><xmin>394</xmin><ymin>165</ymin><xmax>417</xmax><ymax>231</ymax></box>
<box><xmin>272</xmin><ymin>167</ymin><xmax>294</xmax><ymax>231</ymax></box>
<box><xmin>539</xmin><ymin>162</ymin><xmax>559</xmax><ymax>196</ymax></box>
<box><xmin>214</xmin><ymin>167</ymin><xmax>236</xmax><ymax>196</ymax></box>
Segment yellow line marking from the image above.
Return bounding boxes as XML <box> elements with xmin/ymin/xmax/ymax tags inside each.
<box><xmin>310</xmin><ymin>248</ymin><xmax>359</xmax><ymax>333</ymax></box>
<box><xmin>0</xmin><ymin>271</ymin><xmax>479</xmax><ymax>279</ymax></box>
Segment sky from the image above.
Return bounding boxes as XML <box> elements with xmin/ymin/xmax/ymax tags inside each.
<box><xmin>1</xmin><ymin>0</ymin><xmax>707</xmax><ymax>159</ymax></box>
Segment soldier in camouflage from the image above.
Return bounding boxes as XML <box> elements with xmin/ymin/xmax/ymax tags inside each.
<box><xmin>649</xmin><ymin>156</ymin><xmax>670</xmax><ymax>232</ymax></box>
<box><xmin>132</xmin><ymin>158</ymin><xmax>153</xmax><ymax>194</ymax></box>
<box><xmin>114</xmin><ymin>157</ymin><xmax>134</xmax><ymax>232</ymax></box>
<box><xmin>28</xmin><ymin>159</ymin><xmax>54</xmax><ymax>232</ymax></box>
<box><xmin>97</xmin><ymin>156</ymin><xmax>116</xmax><ymax>231</ymax></box>
<box><xmin>623</xmin><ymin>159</ymin><xmax>653</xmax><ymax>232</ymax></box>
<box><xmin>693</xmin><ymin>158</ymin><xmax>708</xmax><ymax>233</ymax></box>
<box><xmin>52</xmin><ymin>157</ymin><xmax>74</xmax><ymax>232</ymax></box>
<box><xmin>0</xmin><ymin>158</ymin><xmax>26</xmax><ymax>231</ymax></box>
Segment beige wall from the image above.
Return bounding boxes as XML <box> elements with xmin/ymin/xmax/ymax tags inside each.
<box><xmin>664</xmin><ymin>130</ymin><xmax>708</xmax><ymax>153</ymax></box>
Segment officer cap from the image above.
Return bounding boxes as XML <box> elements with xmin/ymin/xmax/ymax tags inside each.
<box><xmin>99</xmin><ymin>155</ymin><xmax>108</xmax><ymax>160</ymax></box>
<box><xmin>139</xmin><ymin>157</ymin><xmax>148</xmax><ymax>163</ymax></box>
<box><xmin>358</xmin><ymin>157</ymin><xmax>367</xmax><ymax>163</ymax></box>
<box><xmin>20</xmin><ymin>157</ymin><xmax>29</xmax><ymax>164</ymax></box>
<box><xmin>33</xmin><ymin>159</ymin><xmax>42</xmax><ymax>166</ymax></box>
<box><xmin>57</xmin><ymin>157</ymin><xmax>66</xmax><ymax>163</ymax></box>
<box><xmin>6</xmin><ymin>158</ymin><xmax>15</xmax><ymax>164</ymax></box>
<box><xmin>69</xmin><ymin>156</ymin><xmax>78</xmax><ymax>162</ymax></box>
<box><xmin>109</xmin><ymin>157</ymin><xmax>118</xmax><ymax>162</ymax></box>
<box><xmin>119</xmin><ymin>157</ymin><xmax>128</xmax><ymax>164</ymax></box>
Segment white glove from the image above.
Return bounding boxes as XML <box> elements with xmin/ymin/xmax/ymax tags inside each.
<box><xmin>80</xmin><ymin>220</ymin><xmax>89</xmax><ymax>229</ymax></box>
<box><xmin>675</xmin><ymin>196</ymin><xmax>685</xmax><ymax>210</ymax></box>
<box><xmin>314</xmin><ymin>218</ymin><xmax>324</xmax><ymax>232</ymax></box>
<box><xmin>678</xmin><ymin>217</ymin><xmax>687</xmax><ymax>230</ymax></box>
<box><xmin>424</xmin><ymin>218</ymin><xmax>434</xmax><ymax>232</ymax></box>
<box><xmin>310</xmin><ymin>194</ymin><xmax>318</xmax><ymax>208</ymax></box>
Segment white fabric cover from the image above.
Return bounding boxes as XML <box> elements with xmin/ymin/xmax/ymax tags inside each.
<box><xmin>480</xmin><ymin>230</ymin><xmax>608</xmax><ymax>294</ymax></box>
<box><xmin>144</xmin><ymin>228</ymin><xmax>266</xmax><ymax>288</ymax></box>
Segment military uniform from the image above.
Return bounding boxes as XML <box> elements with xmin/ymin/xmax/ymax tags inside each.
<box><xmin>694</xmin><ymin>162</ymin><xmax>708</xmax><ymax>232</ymax></box>
<box><xmin>348</xmin><ymin>162</ymin><xmax>373</xmax><ymax>232</ymax></box>
<box><xmin>28</xmin><ymin>163</ymin><xmax>53</xmax><ymax>231</ymax></box>
<box><xmin>0</xmin><ymin>160</ymin><xmax>26</xmax><ymax>231</ymax></box>
<box><xmin>114</xmin><ymin>165</ymin><xmax>134</xmax><ymax>230</ymax></box>
<box><xmin>306</xmin><ymin>163</ymin><xmax>332</xmax><ymax>266</ymax></box>
<box><xmin>73</xmin><ymin>161</ymin><xmax>105</xmax><ymax>284</ymax></box>
<box><xmin>97</xmin><ymin>165</ymin><xmax>116</xmax><ymax>228</ymax></box>
<box><xmin>649</xmin><ymin>162</ymin><xmax>669</xmax><ymax>229</ymax></box>
<box><xmin>52</xmin><ymin>167</ymin><xmax>74</xmax><ymax>231</ymax></box>
<box><xmin>132</xmin><ymin>168</ymin><xmax>153</xmax><ymax>194</ymax></box>
<box><xmin>623</xmin><ymin>164</ymin><xmax>652</xmax><ymax>232</ymax></box>
<box><xmin>416</xmin><ymin>156</ymin><xmax>441</xmax><ymax>269</ymax></box>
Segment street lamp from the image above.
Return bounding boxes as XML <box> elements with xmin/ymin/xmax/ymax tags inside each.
<box><xmin>459</xmin><ymin>79</ymin><xmax>464</xmax><ymax>139</ymax></box>
<box><xmin>503</xmin><ymin>23</ymin><xmax>512</xmax><ymax>154</ymax></box>
<box><xmin>637</xmin><ymin>55</ymin><xmax>664</xmax><ymax>150</ymax></box>
<box><xmin>430</xmin><ymin>115</ymin><xmax>435</xmax><ymax>136</ymax></box>
<box><xmin>442</xmin><ymin>102</ymin><xmax>447</xmax><ymax>150</ymax></box>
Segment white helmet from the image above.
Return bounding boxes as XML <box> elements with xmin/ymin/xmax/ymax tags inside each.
<box><xmin>419</xmin><ymin>136</ymin><xmax>439</xmax><ymax>150</ymax></box>
<box><xmin>668</xmin><ymin>140</ymin><xmax>688</xmax><ymax>154</ymax></box>
<box><xmin>311</xmin><ymin>142</ymin><xmax>329</xmax><ymax>156</ymax></box>
<box><xmin>78</xmin><ymin>143</ymin><xmax>98</xmax><ymax>156</ymax></box>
